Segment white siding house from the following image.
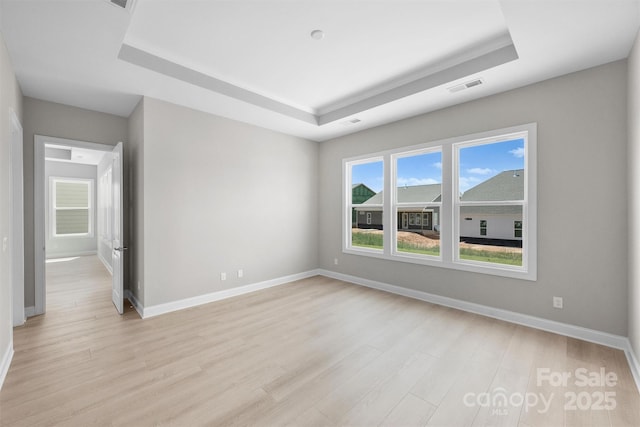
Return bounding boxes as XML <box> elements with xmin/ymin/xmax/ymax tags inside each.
<box><xmin>459</xmin><ymin>169</ymin><xmax>524</xmax><ymax>241</ymax></box>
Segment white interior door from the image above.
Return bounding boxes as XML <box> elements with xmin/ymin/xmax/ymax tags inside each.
<box><xmin>111</xmin><ymin>142</ymin><xmax>125</xmax><ymax>314</ymax></box>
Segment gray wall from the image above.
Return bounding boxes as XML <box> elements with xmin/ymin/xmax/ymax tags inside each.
<box><xmin>319</xmin><ymin>60</ymin><xmax>628</xmax><ymax>336</ymax></box>
<box><xmin>628</xmin><ymin>30</ymin><xmax>640</xmax><ymax>365</ymax></box>
<box><xmin>0</xmin><ymin>30</ymin><xmax>23</xmax><ymax>376</ymax></box>
<box><xmin>22</xmin><ymin>97</ymin><xmax>128</xmax><ymax>308</ymax></box>
<box><xmin>138</xmin><ymin>97</ymin><xmax>319</xmax><ymax>307</ymax></box>
<box><xmin>44</xmin><ymin>161</ymin><xmax>98</xmax><ymax>258</ymax></box>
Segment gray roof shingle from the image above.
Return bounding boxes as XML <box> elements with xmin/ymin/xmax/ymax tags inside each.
<box><xmin>356</xmin><ymin>169</ymin><xmax>524</xmax><ymax>210</ymax></box>
<box><xmin>360</xmin><ymin>183</ymin><xmax>441</xmax><ymax>205</ymax></box>
<box><xmin>461</xmin><ymin>169</ymin><xmax>524</xmax><ymax>201</ymax></box>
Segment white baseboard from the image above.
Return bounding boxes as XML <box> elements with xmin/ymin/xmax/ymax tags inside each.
<box><xmin>46</xmin><ymin>250</ymin><xmax>97</xmax><ymax>259</ymax></box>
<box><xmin>25</xmin><ymin>306</ymin><xmax>36</xmax><ymax>318</ymax></box>
<box><xmin>124</xmin><ymin>289</ymin><xmax>143</xmax><ymax>318</ymax></box>
<box><xmin>624</xmin><ymin>340</ymin><xmax>640</xmax><ymax>394</ymax></box>
<box><xmin>0</xmin><ymin>338</ymin><xmax>14</xmax><ymax>391</ymax></box>
<box><xmin>318</xmin><ymin>269</ymin><xmax>640</xmax><ymax>393</ymax></box>
<box><xmin>140</xmin><ymin>269</ymin><xmax>321</xmax><ymax>319</ymax></box>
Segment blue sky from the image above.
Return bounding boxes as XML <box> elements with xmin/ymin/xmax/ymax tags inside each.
<box><xmin>458</xmin><ymin>138</ymin><xmax>525</xmax><ymax>192</ymax></box>
<box><xmin>352</xmin><ymin>161</ymin><xmax>384</xmax><ymax>192</ymax></box>
<box><xmin>351</xmin><ymin>138</ymin><xmax>525</xmax><ymax>194</ymax></box>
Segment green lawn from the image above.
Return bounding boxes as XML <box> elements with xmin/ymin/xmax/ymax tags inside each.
<box><xmin>352</xmin><ymin>231</ymin><xmax>440</xmax><ymax>256</ymax></box>
<box><xmin>351</xmin><ymin>231</ymin><xmax>383</xmax><ymax>250</ymax></box>
<box><xmin>459</xmin><ymin>248</ymin><xmax>522</xmax><ymax>266</ymax></box>
<box><xmin>397</xmin><ymin>243</ymin><xmax>440</xmax><ymax>256</ymax></box>
<box><xmin>352</xmin><ymin>231</ymin><xmax>521</xmax><ymax>266</ymax></box>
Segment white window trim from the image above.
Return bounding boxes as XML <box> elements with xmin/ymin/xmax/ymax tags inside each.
<box><xmin>343</xmin><ymin>123</ymin><xmax>537</xmax><ymax>281</ymax></box>
<box><xmin>49</xmin><ymin>177</ymin><xmax>95</xmax><ymax>238</ymax></box>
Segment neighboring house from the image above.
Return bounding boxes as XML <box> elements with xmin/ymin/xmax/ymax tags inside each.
<box><xmin>351</xmin><ymin>183</ymin><xmax>376</xmax><ymax>225</ymax></box>
<box><xmin>459</xmin><ymin>169</ymin><xmax>524</xmax><ymax>241</ymax></box>
<box><xmin>354</xmin><ymin>170</ymin><xmax>524</xmax><ymax>241</ymax></box>
<box><xmin>355</xmin><ymin>184</ymin><xmax>441</xmax><ymax>231</ymax></box>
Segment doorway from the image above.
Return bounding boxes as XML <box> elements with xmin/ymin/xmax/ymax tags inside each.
<box><xmin>33</xmin><ymin>135</ymin><xmax>124</xmax><ymax>316</ymax></box>
<box><xmin>401</xmin><ymin>212</ymin><xmax>409</xmax><ymax>230</ymax></box>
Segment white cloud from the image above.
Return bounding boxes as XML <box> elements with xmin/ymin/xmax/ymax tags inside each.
<box><xmin>510</xmin><ymin>147</ymin><xmax>525</xmax><ymax>158</ymax></box>
<box><xmin>433</xmin><ymin>162</ymin><xmax>442</xmax><ymax>170</ymax></box>
<box><xmin>397</xmin><ymin>177</ymin><xmax>439</xmax><ymax>187</ymax></box>
<box><xmin>467</xmin><ymin>167</ymin><xmax>495</xmax><ymax>175</ymax></box>
<box><xmin>459</xmin><ymin>176</ymin><xmax>482</xmax><ymax>193</ymax></box>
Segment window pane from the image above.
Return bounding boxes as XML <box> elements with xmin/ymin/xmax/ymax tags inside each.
<box><xmin>459</xmin><ymin>139</ymin><xmax>525</xmax><ymax>201</ymax></box>
<box><xmin>394</xmin><ymin>152</ymin><xmax>442</xmax><ymax>256</ymax></box>
<box><xmin>351</xmin><ymin>161</ymin><xmax>382</xmax><ymax>204</ymax></box>
<box><xmin>351</xmin><ymin>160</ymin><xmax>383</xmax><ymax>250</ymax></box>
<box><xmin>397</xmin><ymin>207</ymin><xmax>440</xmax><ymax>256</ymax></box>
<box><xmin>56</xmin><ymin>181</ymin><xmax>89</xmax><ymax>208</ymax></box>
<box><xmin>396</xmin><ymin>151</ymin><xmax>442</xmax><ymax>202</ymax></box>
<box><xmin>56</xmin><ymin>209</ymin><xmax>89</xmax><ymax>234</ymax></box>
<box><xmin>459</xmin><ymin>205</ymin><xmax>523</xmax><ymax>266</ymax></box>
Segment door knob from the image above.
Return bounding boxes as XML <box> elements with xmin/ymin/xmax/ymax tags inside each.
<box><xmin>114</xmin><ymin>246</ymin><xmax>128</xmax><ymax>252</ymax></box>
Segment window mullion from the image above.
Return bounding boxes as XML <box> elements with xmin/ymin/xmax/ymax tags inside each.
<box><xmin>441</xmin><ymin>144</ymin><xmax>454</xmax><ymax>264</ymax></box>
<box><xmin>383</xmin><ymin>153</ymin><xmax>393</xmax><ymax>256</ymax></box>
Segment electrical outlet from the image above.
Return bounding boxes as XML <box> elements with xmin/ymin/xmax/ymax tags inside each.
<box><xmin>334</xmin><ymin>258</ymin><xmax>339</xmax><ymax>265</ymax></box>
<box><xmin>2</xmin><ymin>237</ymin><xmax>7</xmax><ymax>252</ymax></box>
<box><xmin>238</xmin><ymin>269</ymin><xmax>243</xmax><ymax>278</ymax></box>
<box><xmin>220</xmin><ymin>272</ymin><xmax>227</xmax><ymax>281</ymax></box>
<box><xmin>553</xmin><ymin>296</ymin><xmax>563</xmax><ymax>309</ymax></box>
<box><xmin>137</xmin><ymin>281</ymin><xmax>141</xmax><ymax>291</ymax></box>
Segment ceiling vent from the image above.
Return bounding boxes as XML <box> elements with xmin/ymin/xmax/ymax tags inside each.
<box><xmin>448</xmin><ymin>78</ymin><xmax>484</xmax><ymax>93</ymax></box>
<box><xmin>341</xmin><ymin>118</ymin><xmax>362</xmax><ymax>126</ymax></box>
<box><xmin>105</xmin><ymin>0</ymin><xmax>135</xmax><ymax>12</ymax></box>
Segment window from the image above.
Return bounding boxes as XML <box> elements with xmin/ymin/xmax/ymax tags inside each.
<box><xmin>514</xmin><ymin>221</ymin><xmax>523</xmax><ymax>238</ymax></box>
<box><xmin>456</xmin><ymin>137</ymin><xmax>526</xmax><ymax>267</ymax></box>
<box><xmin>480</xmin><ymin>220</ymin><xmax>487</xmax><ymax>236</ymax></box>
<box><xmin>347</xmin><ymin>158</ymin><xmax>383</xmax><ymax>251</ymax></box>
<box><xmin>50</xmin><ymin>177</ymin><xmax>94</xmax><ymax>237</ymax></box>
<box><xmin>393</xmin><ymin>149</ymin><xmax>442</xmax><ymax>257</ymax></box>
<box><xmin>343</xmin><ymin>123</ymin><xmax>536</xmax><ymax>280</ymax></box>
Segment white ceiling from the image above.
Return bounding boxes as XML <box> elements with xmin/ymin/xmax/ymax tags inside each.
<box><xmin>1</xmin><ymin>0</ymin><xmax>639</xmax><ymax>142</ymax></box>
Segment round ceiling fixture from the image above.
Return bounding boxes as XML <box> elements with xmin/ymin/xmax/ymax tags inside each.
<box><xmin>310</xmin><ymin>30</ymin><xmax>324</xmax><ymax>40</ymax></box>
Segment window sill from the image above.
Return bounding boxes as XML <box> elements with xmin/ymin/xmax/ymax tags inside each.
<box><xmin>343</xmin><ymin>247</ymin><xmax>536</xmax><ymax>281</ymax></box>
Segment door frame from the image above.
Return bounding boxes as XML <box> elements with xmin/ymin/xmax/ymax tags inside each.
<box><xmin>34</xmin><ymin>135</ymin><xmax>116</xmax><ymax>316</ymax></box>
<box><xmin>10</xmin><ymin>109</ymin><xmax>24</xmax><ymax>326</ymax></box>
<box><xmin>401</xmin><ymin>212</ymin><xmax>408</xmax><ymax>229</ymax></box>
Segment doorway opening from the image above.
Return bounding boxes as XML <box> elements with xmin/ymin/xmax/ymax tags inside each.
<box><xmin>33</xmin><ymin>135</ymin><xmax>125</xmax><ymax>317</ymax></box>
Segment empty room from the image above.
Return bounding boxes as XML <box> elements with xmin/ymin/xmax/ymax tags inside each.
<box><xmin>1</xmin><ymin>0</ymin><xmax>640</xmax><ymax>426</ymax></box>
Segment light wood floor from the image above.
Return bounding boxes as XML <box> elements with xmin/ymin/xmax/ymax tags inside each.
<box><xmin>1</xmin><ymin>256</ymin><xmax>639</xmax><ymax>426</ymax></box>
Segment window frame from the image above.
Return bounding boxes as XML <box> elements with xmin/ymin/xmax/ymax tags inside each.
<box><xmin>344</xmin><ymin>156</ymin><xmax>385</xmax><ymax>254</ymax></box>
<box><xmin>50</xmin><ymin>177</ymin><xmax>94</xmax><ymax>238</ymax></box>
<box><xmin>391</xmin><ymin>147</ymin><xmax>443</xmax><ymax>260</ymax></box>
<box><xmin>343</xmin><ymin>123</ymin><xmax>537</xmax><ymax>281</ymax></box>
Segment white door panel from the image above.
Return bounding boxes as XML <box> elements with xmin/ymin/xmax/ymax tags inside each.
<box><xmin>111</xmin><ymin>142</ymin><xmax>124</xmax><ymax>314</ymax></box>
